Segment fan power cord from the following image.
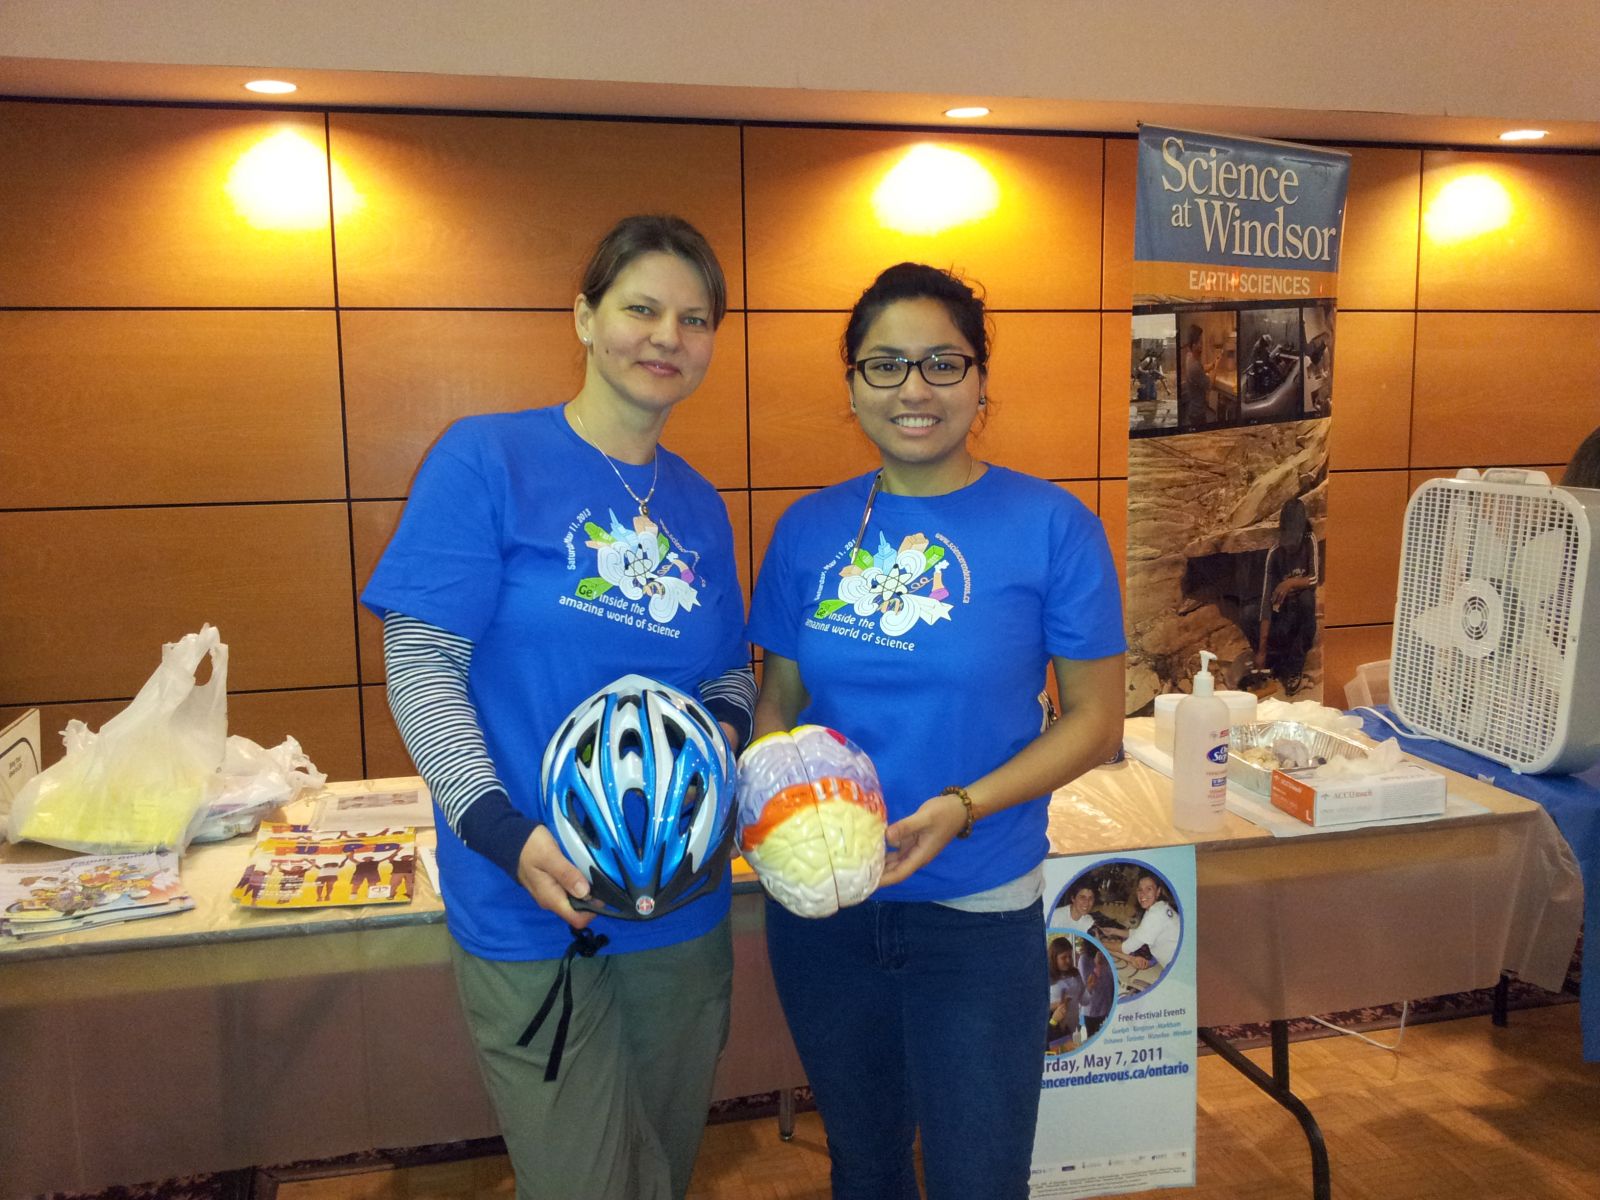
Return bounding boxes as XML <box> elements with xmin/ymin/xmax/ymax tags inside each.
<box><xmin>1353</xmin><ymin>706</ymin><xmax>1440</xmax><ymax>743</ymax></box>
<box><xmin>1307</xmin><ymin>1000</ymin><xmax>1410</xmax><ymax>1052</ymax></box>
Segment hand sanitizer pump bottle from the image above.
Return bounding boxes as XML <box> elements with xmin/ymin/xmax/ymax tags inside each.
<box><xmin>1172</xmin><ymin>650</ymin><xmax>1230</xmax><ymax>833</ymax></box>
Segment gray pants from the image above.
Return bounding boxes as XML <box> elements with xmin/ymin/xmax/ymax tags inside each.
<box><xmin>451</xmin><ymin>916</ymin><xmax>734</xmax><ymax>1200</ymax></box>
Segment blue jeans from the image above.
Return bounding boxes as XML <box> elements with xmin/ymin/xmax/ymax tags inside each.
<box><xmin>765</xmin><ymin>896</ymin><xmax>1048</xmax><ymax>1200</ymax></box>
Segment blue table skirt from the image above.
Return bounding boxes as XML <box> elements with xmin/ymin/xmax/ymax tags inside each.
<box><xmin>1355</xmin><ymin>707</ymin><xmax>1598</xmax><ymax>1060</ymax></box>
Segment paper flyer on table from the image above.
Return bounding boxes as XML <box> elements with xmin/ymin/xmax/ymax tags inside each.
<box><xmin>1031</xmin><ymin>846</ymin><xmax>1198</xmax><ymax>1197</ymax></box>
<box><xmin>310</xmin><ymin>787</ymin><xmax>433</xmax><ymax>832</ymax></box>
<box><xmin>0</xmin><ymin>708</ymin><xmax>42</xmax><ymax>818</ymax></box>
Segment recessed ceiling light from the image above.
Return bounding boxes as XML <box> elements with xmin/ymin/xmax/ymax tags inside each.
<box><xmin>244</xmin><ymin>80</ymin><xmax>298</xmax><ymax>95</ymax></box>
<box><xmin>1498</xmin><ymin>129</ymin><xmax>1547</xmax><ymax>142</ymax></box>
<box><xmin>943</xmin><ymin>106</ymin><xmax>990</xmax><ymax>120</ymax></box>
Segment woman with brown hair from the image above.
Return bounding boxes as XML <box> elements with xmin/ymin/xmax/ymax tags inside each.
<box><xmin>364</xmin><ymin>215</ymin><xmax>754</xmax><ymax>1200</ymax></box>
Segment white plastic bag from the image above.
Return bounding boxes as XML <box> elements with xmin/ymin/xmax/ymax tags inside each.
<box><xmin>191</xmin><ymin>734</ymin><xmax>327</xmax><ymax>843</ymax></box>
<box><xmin>7</xmin><ymin>626</ymin><xmax>229</xmax><ymax>854</ymax></box>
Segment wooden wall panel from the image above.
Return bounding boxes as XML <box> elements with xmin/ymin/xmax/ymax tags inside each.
<box><xmin>342</xmin><ymin>311</ymin><xmax>580</xmax><ymax>498</ymax></box>
<box><xmin>1326</xmin><ymin>311</ymin><xmax>1415</xmax><ymax>472</ymax></box>
<box><xmin>343</xmin><ymin>312</ymin><xmax>750</xmax><ymax>497</ymax></box>
<box><xmin>0</xmin><ymin>506</ymin><xmax>357</xmax><ymax>702</ymax></box>
<box><xmin>1323</xmin><ymin>624</ymin><xmax>1395</xmax><ymax>707</ymax></box>
<box><xmin>352</xmin><ymin>501</ymin><xmax>405</xmax><ymax>685</ymax></box>
<box><xmin>0</xmin><ymin>689</ymin><xmax>362</xmax><ymax>780</ymax></box>
<box><xmin>1098</xmin><ymin>478</ymin><xmax>1128</xmax><ymax>586</ymax></box>
<box><xmin>981</xmin><ymin>314</ymin><xmax>1100</xmax><ymax>481</ymax></box>
<box><xmin>723</xmin><ymin>489</ymin><xmax>754</xmax><ymax>607</ymax></box>
<box><xmin>1411</xmin><ymin>313</ymin><xmax>1600</xmax><ymax>468</ymax></box>
<box><xmin>1323</xmin><ymin>470</ymin><xmax>1410</xmax><ymax>627</ymax></box>
<box><xmin>1098</xmin><ymin>312</ymin><xmax>1133</xmax><ymax>479</ymax></box>
<box><xmin>361</xmin><ymin>685</ymin><xmax>418</xmax><ymax>782</ymax></box>
<box><xmin>1101</xmin><ymin>138</ymin><xmax>1137</xmax><ymax>311</ymax></box>
<box><xmin>0</xmin><ymin>102</ymin><xmax>334</xmax><ymax>308</ymax></box>
<box><xmin>1060</xmin><ymin>481</ymin><xmax>1098</xmax><ymax>513</ymax></box>
<box><xmin>744</xmin><ymin>128</ymin><xmax>1103</xmax><ymax>311</ymax></box>
<box><xmin>749</xmin><ymin>489</ymin><xmax>814</xmax><ymax>599</ymax></box>
<box><xmin>0</xmin><ymin>311</ymin><xmax>345</xmax><ymax>508</ymax></box>
<box><xmin>747</xmin><ymin>314</ymin><xmax>878</xmax><ymax>490</ymax></box>
<box><xmin>660</xmin><ymin>316</ymin><xmax>750</xmax><ymax>490</ymax></box>
<box><xmin>329</xmin><ymin>115</ymin><xmax>744</xmax><ymax>309</ymax></box>
<box><xmin>746</xmin><ymin>312</ymin><xmax>1096</xmax><ymax>490</ymax></box>
<box><xmin>1338</xmin><ymin>147</ymin><xmax>1421</xmax><ymax>312</ymax></box>
<box><xmin>1418</xmin><ymin>152</ymin><xmax>1600</xmax><ymax>312</ymax></box>
<box><xmin>229</xmin><ymin>688</ymin><xmax>366</xmax><ymax>785</ymax></box>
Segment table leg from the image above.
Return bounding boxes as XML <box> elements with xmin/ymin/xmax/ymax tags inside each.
<box><xmin>1198</xmin><ymin>1022</ymin><xmax>1330</xmax><ymax>1200</ymax></box>
<box><xmin>1492</xmin><ymin>972</ymin><xmax>1511</xmax><ymax>1027</ymax></box>
<box><xmin>777</xmin><ymin>1087</ymin><xmax>796</xmax><ymax>1141</ymax></box>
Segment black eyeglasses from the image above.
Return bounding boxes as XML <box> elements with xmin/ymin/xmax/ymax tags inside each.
<box><xmin>850</xmin><ymin>353</ymin><xmax>978</xmax><ymax>388</ymax></box>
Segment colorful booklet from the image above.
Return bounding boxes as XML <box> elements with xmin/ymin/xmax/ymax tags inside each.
<box><xmin>231</xmin><ymin>824</ymin><xmax>418</xmax><ymax>908</ymax></box>
<box><xmin>0</xmin><ymin>849</ymin><xmax>190</xmax><ymax>937</ymax></box>
<box><xmin>3</xmin><ymin>897</ymin><xmax>195</xmax><ymax>939</ymax></box>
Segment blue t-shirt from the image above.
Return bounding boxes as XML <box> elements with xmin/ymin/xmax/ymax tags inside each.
<box><xmin>748</xmin><ymin>467</ymin><xmax>1125</xmax><ymax>902</ymax></box>
<box><xmin>362</xmin><ymin>406</ymin><xmax>746</xmax><ymax>960</ymax></box>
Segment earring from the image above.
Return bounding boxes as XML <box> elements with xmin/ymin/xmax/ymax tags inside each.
<box><xmin>580</xmin><ymin>337</ymin><xmax>591</xmax><ymax>346</ymax></box>
<box><xmin>850</xmin><ymin>400</ymin><xmax>857</xmax><ymax>414</ymax></box>
<box><xmin>978</xmin><ymin>394</ymin><xmax>988</xmax><ymax>407</ymax></box>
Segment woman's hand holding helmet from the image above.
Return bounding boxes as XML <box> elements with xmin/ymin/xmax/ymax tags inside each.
<box><xmin>515</xmin><ymin>826</ymin><xmax>596</xmax><ymax>930</ymax></box>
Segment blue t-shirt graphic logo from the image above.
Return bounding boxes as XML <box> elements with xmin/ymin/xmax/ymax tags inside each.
<box><xmin>821</xmin><ymin>530</ymin><xmax>954</xmax><ymax>639</ymax></box>
<box><xmin>579</xmin><ymin>508</ymin><xmax>702</xmax><ymax>625</ymax></box>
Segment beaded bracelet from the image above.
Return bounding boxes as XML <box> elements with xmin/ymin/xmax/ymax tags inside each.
<box><xmin>941</xmin><ymin>785</ymin><xmax>978</xmax><ymax>839</ymax></box>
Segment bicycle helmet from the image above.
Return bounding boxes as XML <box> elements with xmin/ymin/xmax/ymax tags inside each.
<box><xmin>736</xmin><ymin>725</ymin><xmax>885</xmax><ymax>918</ymax></box>
<box><xmin>539</xmin><ymin>674</ymin><xmax>736</xmax><ymax>920</ymax></box>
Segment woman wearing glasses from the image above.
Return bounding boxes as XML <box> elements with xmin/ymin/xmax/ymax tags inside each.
<box><xmin>364</xmin><ymin>215</ymin><xmax>753</xmax><ymax>1200</ymax></box>
<box><xmin>747</xmin><ymin>262</ymin><xmax>1126</xmax><ymax>1199</ymax></box>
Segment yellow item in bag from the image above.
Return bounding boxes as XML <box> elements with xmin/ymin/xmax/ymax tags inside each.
<box><xmin>8</xmin><ymin>626</ymin><xmax>228</xmax><ymax>855</ymax></box>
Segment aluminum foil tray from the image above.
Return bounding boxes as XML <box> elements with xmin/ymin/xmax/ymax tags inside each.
<box><xmin>1227</xmin><ymin>720</ymin><xmax>1369</xmax><ymax>796</ymax></box>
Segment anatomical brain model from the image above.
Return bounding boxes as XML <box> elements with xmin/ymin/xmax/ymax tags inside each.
<box><xmin>735</xmin><ymin>725</ymin><xmax>886</xmax><ymax>918</ymax></box>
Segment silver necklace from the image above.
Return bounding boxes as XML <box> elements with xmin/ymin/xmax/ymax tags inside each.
<box><xmin>570</xmin><ymin>405</ymin><xmax>658</xmax><ymax>517</ymax></box>
<box><xmin>570</xmin><ymin>405</ymin><xmax>701</xmax><ymax>576</ymax></box>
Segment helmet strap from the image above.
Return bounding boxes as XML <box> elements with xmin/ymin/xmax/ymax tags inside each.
<box><xmin>517</xmin><ymin>926</ymin><xmax>611</xmax><ymax>1081</ymax></box>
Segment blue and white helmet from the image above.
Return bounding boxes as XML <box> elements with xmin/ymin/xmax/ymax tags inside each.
<box><xmin>539</xmin><ymin>674</ymin><xmax>736</xmax><ymax>920</ymax></box>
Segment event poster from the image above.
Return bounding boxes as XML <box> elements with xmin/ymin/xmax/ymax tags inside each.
<box><xmin>1124</xmin><ymin>126</ymin><xmax>1349</xmax><ymax>714</ymax></box>
<box><xmin>1030</xmin><ymin>846</ymin><xmax>1198</xmax><ymax>1198</ymax></box>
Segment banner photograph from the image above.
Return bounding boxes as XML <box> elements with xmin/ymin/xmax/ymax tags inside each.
<box><xmin>1125</xmin><ymin>127</ymin><xmax>1349</xmax><ymax>713</ymax></box>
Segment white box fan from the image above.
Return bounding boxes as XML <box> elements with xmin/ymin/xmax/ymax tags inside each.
<box><xmin>1391</xmin><ymin>468</ymin><xmax>1600</xmax><ymax>774</ymax></box>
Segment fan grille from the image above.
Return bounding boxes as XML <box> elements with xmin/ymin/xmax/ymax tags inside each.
<box><xmin>1393</xmin><ymin>480</ymin><xmax>1580</xmax><ymax>768</ymax></box>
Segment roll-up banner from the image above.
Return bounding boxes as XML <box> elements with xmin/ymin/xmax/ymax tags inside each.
<box><xmin>1030</xmin><ymin>846</ymin><xmax>1199</xmax><ymax>1197</ymax></box>
<box><xmin>1124</xmin><ymin>127</ymin><xmax>1349</xmax><ymax>713</ymax></box>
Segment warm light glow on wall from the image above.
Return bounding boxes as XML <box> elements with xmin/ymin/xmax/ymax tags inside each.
<box><xmin>872</xmin><ymin>144</ymin><xmax>1001</xmax><ymax>235</ymax></box>
<box><xmin>224</xmin><ymin>129</ymin><xmax>363</xmax><ymax>230</ymax></box>
<box><xmin>1423</xmin><ymin>173</ymin><xmax>1514</xmax><ymax>244</ymax></box>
